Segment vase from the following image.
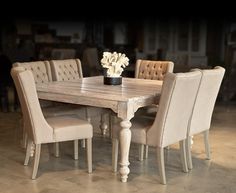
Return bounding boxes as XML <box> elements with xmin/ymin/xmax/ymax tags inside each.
<box><xmin>103</xmin><ymin>76</ymin><xmax>122</xmax><ymax>85</ymax></box>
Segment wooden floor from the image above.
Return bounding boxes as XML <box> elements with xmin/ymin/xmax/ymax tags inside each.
<box><xmin>0</xmin><ymin>103</ymin><xmax>236</xmax><ymax>193</ymax></box>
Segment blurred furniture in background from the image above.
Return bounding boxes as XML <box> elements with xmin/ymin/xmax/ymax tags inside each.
<box><xmin>82</xmin><ymin>47</ymin><xmax>102</xmax><ymax>77</ymax></box>
<box><xmin>0</xmin><ymin>53</ymin><xmax>14</xmax><ymax>112</ymax></box>
<box><xmin>51</xmin><ymin>48</ymin><xmax>76</xmax><ymax>60</ymax></box>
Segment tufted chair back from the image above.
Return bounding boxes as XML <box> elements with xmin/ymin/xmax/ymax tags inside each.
<box><xmin>13</xmin><ymin>61</ymin><xmax>53</xmax><ymax>108</ymax></box>
<box><xmin>135</xmin><ymin>60</ymin><xmax>174</xmax><ymax>80</ymax></box>
<box><xmin>50</xmin><ymin>59</ymin><xmax>83</xmax><ymax>81</ymax></box>
<box><xmin>11</xmin><ymin>67</ymin><xmax>53</xmax><ymax>144</ymax></box>
<box><xmin>13</xmin><ymin>61</ymin><xmax>52</xmax><ymax>84</ymax></box>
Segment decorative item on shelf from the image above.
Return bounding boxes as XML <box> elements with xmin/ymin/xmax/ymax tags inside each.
<box><xmin>101</xmin><ymin>51</ymin><xmax>129</xmax><ymax>85</ymax></box>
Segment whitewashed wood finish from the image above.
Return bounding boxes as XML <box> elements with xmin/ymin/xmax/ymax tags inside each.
<box><xmin>37</xmin><ymin>76</ymin><xmax>162</xmax><ymax>182</ymax></box>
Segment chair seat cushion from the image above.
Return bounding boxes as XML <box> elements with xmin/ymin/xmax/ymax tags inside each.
<box><xmin>112</xmin><ymin>117</ymin><xmax>153</xmax><ymax>144</ymax></box>
<box><xmin>46</xmin><ymin>116</ymin><xmax>93</xmax><ymax>141</ymax></box>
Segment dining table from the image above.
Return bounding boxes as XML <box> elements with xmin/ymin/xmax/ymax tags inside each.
<box><xmin>36</xmin><ymin>76</ymin><xmax>162</xmax><ymax>182</ymax></box>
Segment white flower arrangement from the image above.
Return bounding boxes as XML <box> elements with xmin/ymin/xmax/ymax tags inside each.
<box><xmin>101</xmin><ymin>51</ymin><xmax>129</xmax><ymax>77</ymax></box>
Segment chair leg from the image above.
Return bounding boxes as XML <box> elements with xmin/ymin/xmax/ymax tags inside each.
<box><xmin>157</xmin><ymin>147</ymin><xmax>166</xmax><ymax>185</ymax></box>
<box><xmin>100</xmin><ymin>114</ymin><xmax>108</xmax><ymax>136</ymax></box>
<box><xmin>186</xmin><ymin>136</ymin><xmax>193</xmax><ymax>170</ymax></box>
<box><xmin>81</xmin><ymin>139</ymin><xmax>86</xmax><ymax>148</ymax></box>
<box><xmin>54</xmin><ymin>142</ymin><xmax>60</xmax><ymax>157</ymax></box>
<box><xmin>24</xmin><ymin>139</ymin><xmax>33</xmax><ymax>165</ymax></box>
<box><xmin>138</xmin><ymin>144</ymin><xmax>144</xmax><ymax>161</ymax></box>
<box><xmin>204</xmin><ymin>130</ymin><xmax>211</xmax><ymax>160</ymax></box>
<box><xmin>86</xmin><ymin>138</ymin><xmax>92</xmax><ymax>173</ymax></box>
<box><xmin>21</xmin><ymin>120</ymin><xmax>28</xmax><ymax>149</ymax></box>
<box><xmin>144</xmin><ymin>145</ymin><xmax>149</xmax><ymax>159</ymax></box>
<box><xmin>109</xmin><ymin>113</ymin><xmax>113</xmax><ymax>139</ymax></box>
<box><xmin>82</xmin><ymin>109</ymin><xmax>91</xmax><ymax>148</ymax></box>
<box><xmin>179</xmin><ymin>140</ymin><xmax>188</xmax><ymax>173</ymax></box>
<box><xmin>32</xmin><ymin>144</ymin><xmax>41</xmax><ymax>180</ymax></box>
<box><xmin>74</xmin><ymin>140</ymin><xmax>79</xmax><ymax>160</ymax></box>
<box><xmin>112</xmin><ymin>138</ymin><xmax>119</xmax><ymax>172</ymax></box>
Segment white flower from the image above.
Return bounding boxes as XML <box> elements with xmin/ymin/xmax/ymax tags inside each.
<box><xmin>101</xmin><ymin>51</ymin><xmax>129</xmax><ymax>77</ymax></box>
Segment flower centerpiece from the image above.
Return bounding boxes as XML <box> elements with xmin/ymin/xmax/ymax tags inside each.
<box><xmin>101</xmin><ymin>51</ymin><xmax>129</xmax><ymax>85</ymax></box>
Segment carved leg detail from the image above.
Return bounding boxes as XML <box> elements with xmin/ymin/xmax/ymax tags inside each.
<box><xmin>100</xmin><ymin>114</ymin><xmax>108</xmax><ymax>136</ymax></box>
<box><xmin>119</xmin><ymin>119</ymin><xmax>131</xmax><ymax>182</ymax></box>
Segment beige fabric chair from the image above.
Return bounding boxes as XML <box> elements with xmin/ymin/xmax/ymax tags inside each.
<box><xmin>112</xmin><ymin>71</ymin><xmax>202</xmax><ymax>184</ymax></box>
<box><xmin>13</xmin><ymin>61</ymin><xmax>87</xmax><ymax>151</ymax></box>
<box><xmin>13</xmin><ymin>61</ymin><xmax>53</xmax><ymax>108</ymax></box>
<box><xmin>186</xmin><ymin>66</ymin><xmax>225</xmax><ymax>169</ymax></box>
<box><xmin>50</xmin><ymin>59</ymin><xmax>110</xmax><ymax>137</ymax></box>
<box><xmin>134</xmin><ymin>60</ymin><xmax>174</xmax><ymax>160</ymax></box>
<box><xmin>50</xmin><ymin>59</ymin><xmax>83</xmax><ymax>81</ymax></box>
<box><xmin>135</xmin><ymin>60</ymin><xmax>174</xmax><ymax>80</ymax></box>
<box><xmin>11</xmin><ymin>67</ymin><xmax>93</xmax><ymax>179</ymax></box>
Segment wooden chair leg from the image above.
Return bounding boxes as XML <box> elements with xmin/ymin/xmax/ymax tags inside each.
<box><xmin>144</xmin><ymin>145</ymin><xmax>149</xmax><ymax>159</ymax></box>
<box><xmin>186</xmin><ymin>136</ymin><xmax>193</xmax><ymax>170</ymax></box>
<box><xmin>32</xmin><ymin>144</ymin><xmax>41</xmax><ymax>180</ymax></box>
<box><xmin>179</xmin><ymin>140</ymin><xmax>188</xmax><ymax>173</ymax></box>
<box><xmin>81</xmin><ymin>139</ymin><xmax>86</xmax><ymax>148</ymax></box>
<box><xmin>100</xmin><ymin>114</ymin><xmax>108</xmax><ymax>136</ymax></box>
<box><xmin>109</xmin><ymin>113</ymin><xmax>113</xmax><ymax>139</ymax></box>
<box><xmin>20</xmin><ymin>120</ymin><xmax>28</xmax><ymax>149</ymax></box>
<box><xmin>54</xmin><ymin>142</ymin><xmax>60</xmax><ymax>157</ymax></box>
<box><xmin>74</xmin><ymin>140</ymin><xmax>79</xmax><ymax>160</ymax></box>
<box><xmin>157</xmin><ymin>147</ymin><xmax>166</xmax><ymax>185</ymax></box>
<box><xmin>86</xmin><ymin>138</ymin><xmax>92</xmax><ymax>173</ymax></box>
<box><xmin>112</xmin><ymin>138</ymin><xmax>119</xmax><ymax>172</ymax></box>
<box><xmin>24</xmin><ymin>139</ymin><xmax>33</xmax><ymax>166</ymax></box>
<box><xmin>138</xmin><ymin>144</ymin><xmax>144</xmax><ymax>161</ymax></box>
<box><xmin>204</xmin><ymin>130</ymin><xmax>211</xmax><ymax>160</ymax></box>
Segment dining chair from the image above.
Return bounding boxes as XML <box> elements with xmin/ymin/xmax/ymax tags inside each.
<box><xmin>50</xmin><ymin>59</ymin><xmax>111</xmax><ymax>140</ymax></box>
<box><xmin>13</xmin><ymin>61</ymin><xmax>88</xmax><ymax>155</ymax></box>
<box><xmin>135</xmin><ymin>59</ymin><xmax>174</xmax><ymax>80</ymax></box>
<box><xmin>134</xmin><ymin>59</ymin><xmax>174</xmax><ymax>160</ymax></box>
<box><xmin>186</xmin><ymin>66</ymin><xmax>225</xmax><ymax>170</ymax></box>
<box><xmin>11</xmin><ymin>67</ymin><xmax>93</xmax><ymax>179</ymax></box>
<box><xmin>111</xmin><ymin>71</ymin><xmax>202</xmax><ymax>184</ymax></box>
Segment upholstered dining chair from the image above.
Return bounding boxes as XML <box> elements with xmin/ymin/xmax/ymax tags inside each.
<box><xmin>186</xmin><ymin>66</ymin><xmax>225</xmax><ymax>170</ymax></box>
<box><xmin>134</xmin><ymin>60</ymin><xmax>174</xmax><ymax>160</ymax></box>
<box><xmin>50</xmin><ymin>59</ymin><xmax>111</xmax><ymax>145</ymax></box>
<box><xmin>11</xmin><ymin>67</ymin><xmax>93</xmax><ymax>179</ymax></box>
<box><xmin>111</xmin><ymin>71</ymin><xmax>202</xmax><ymax>184</ymax></box>
<box><xmin>13</xmin><ymin>61</ymin><xmax>88</xmax><ymax>155</ymax></box>
<box><xmin>135</xmin><ymin>59</ymin><xmax>174</xmax><ymax>80</ymax></box>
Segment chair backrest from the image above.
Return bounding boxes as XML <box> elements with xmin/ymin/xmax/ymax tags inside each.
<box><xmin>135</xmin><ymin>60</ymin><xmax>174</xmax><ymax>80</ymax></box>
<box><xmin>188</xmin><ymin>66</ymin><xmax>225</xmax><ymax>136</ymax></box>
<box><xmin>50</xmin><ymin>59</ymin><xmax>83</xmax><ymax>81</ymax></box>
<box><xmin>147</xmin><ymin>71</ymin><xmax>202</xmax><ymax>147</ymax></box>
<box><xmin>11</xmin><ymin>67</ymin><xmax>53</xmax><ymax>144</ymax></box>
<box><xmin>12</xmin><ymin>61</ymin><xmax>53</xmax><ymax>107</ymax></box>
<box><xmin>13</xmin><ymin>61</ymin><xmax>52</xmax><ymax>84</ymax></box>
